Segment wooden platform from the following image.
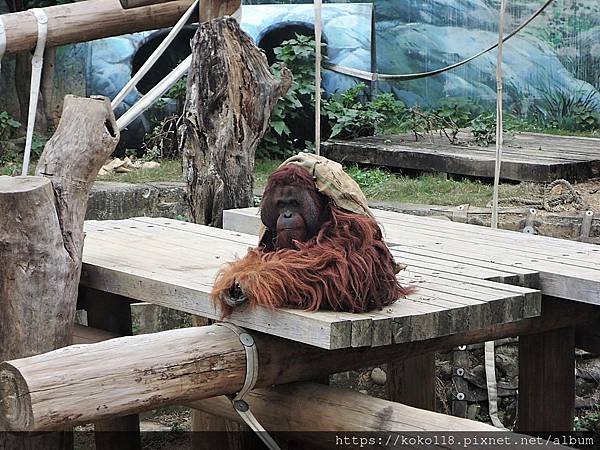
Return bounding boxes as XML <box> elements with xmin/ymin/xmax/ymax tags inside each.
<box><xmin>224</xmin><ymin>207</ymin><xmax>600</xmax><ymax>305</ymax></box>
<box><xmin>321</xmin><ymin>132</ymin><xmax>600</xmax><ymax>182</ymax></box>
<box><xmin>81</xmin><ymin>217</ymin><xmax>541</xmax><ymax>350</ymax></box>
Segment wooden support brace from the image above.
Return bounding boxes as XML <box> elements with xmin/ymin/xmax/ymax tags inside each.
<box><xmin>0</xmin><ymin>297</ymin><xmax>594</xmax><ymax>432</ymax></box>
<box><xmin>387</xmin><ymin>353</ymin><xmax>436</xmax><ymax>411</ymax></box>
<box><xmin>517</xmin><ymin>325</ymin><xmax>575</xmax><ymax>432</ymax></box>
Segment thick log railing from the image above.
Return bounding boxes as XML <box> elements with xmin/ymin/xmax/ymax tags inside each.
<box><xmin>1</xmin><ymin>0</ymin><xmax>198</xmax><ymax>54</ymax></box>
<box><xmin>0</xmin><ymin>297</ymin><xmax>595</xmax><ymax>432</ymax></box>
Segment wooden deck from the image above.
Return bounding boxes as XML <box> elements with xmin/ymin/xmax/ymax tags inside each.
<box><xmin>224</xmin><ymin>207</ymin><xmax>600</xmax><ymax>305</ymax></box>
<box><xmin>81</xmin><ymin>217</ymin><xmax>541</xmax><ymax>350</ymax></box>
<box><xmin>321</xmin><ymin>132</ymin><xmax>600</xmax><ymax>182</ymax></box>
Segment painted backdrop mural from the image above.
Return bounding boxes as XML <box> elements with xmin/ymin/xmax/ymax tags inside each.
<box><xmin>375</xmin><ymin>0</ymin><xmax>600</xmax><ymax>115</ymax></box>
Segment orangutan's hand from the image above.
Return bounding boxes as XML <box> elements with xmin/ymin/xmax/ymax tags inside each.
<box><xmin>221</xmin><ymin>281</ymin><xmax>248</xmax><ymax>308</ymax></box>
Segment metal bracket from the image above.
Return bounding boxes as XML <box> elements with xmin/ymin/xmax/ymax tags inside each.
<box><xmin>452</xmin><ymin>204</ymin><xmax>469</xmax><ymax>223</ymax></box>
<box><xmin>216</xmin><ymin>323</ymin><xmax>281</xmax><ymax>450</ymax></box>
<box><xmin>520</xmin><ymin>208</ymin><xmax>538</xmax><ymax>235</ymax></box>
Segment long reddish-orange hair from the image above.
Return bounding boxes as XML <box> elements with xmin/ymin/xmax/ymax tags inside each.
<box><xmin>211</xmin><ymin>194</ymin><xmax>412</xmax><ymax>317</ymax></box>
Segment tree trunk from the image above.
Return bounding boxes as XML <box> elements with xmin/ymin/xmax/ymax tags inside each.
<box><xmin>0</xmin><ymin>95</ymin><xmax>118</xmax><ymax>447</ymax></box>
<box><xmin>179</xmin><ymin>17</ymin><xmax>291</xmax><ymax>227</ymax></box>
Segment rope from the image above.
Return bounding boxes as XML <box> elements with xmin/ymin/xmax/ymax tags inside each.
<box><xmin>485</xmin><ymin>0</ymin><xmax>508</xmax><ymax>432</ymax></box>
<box><xmin>314</xmin><ymin>0</ymin><xmax>322</xmax><ymax>156</ymax></box>
<box><xmin>115</xmin><ymin>1</ymin><xmax>244</xmax><ymax>131</ymax></box>
<box><xmin>493</xmin><ymin>179</ymin><xmax>586</xmax><ymax>211</ymax></box>
<box><xmin>21</xmin><ymin>8</ymin><xmax>48</xmax><ymax>176</ymax></box>
<box><xmin>0</xmin><ymin>17</ymin><xmax>6</xmax><ymax>73</ymax></box>
<box><xmin>324</xmin><ymin>0</ymin><xmax>555</xmax><ymax>82</ymax></box>
<box><xmin>111</xmin><ymin>0</ymin><xmax>199</xmax><ymax>109</ymax></box>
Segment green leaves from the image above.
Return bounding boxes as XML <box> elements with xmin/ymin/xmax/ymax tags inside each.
<box><xmin>0</xmin><ymin>111</ymin><xmax>21</xmax><ymax>142</ymax></box>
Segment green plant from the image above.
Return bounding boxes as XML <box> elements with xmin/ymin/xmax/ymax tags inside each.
<box><xmin>530</xmin><ymin>87</ymin><xmax>600</xmax><ymax>132</ymax></box>
<box><xmin>259</xmin><ymin>34</ymin><xmax>318</xmax><ymax>159</ymax></box>
<box><xmin>346</xmin><ymin>165</ymin><xmax>393</xmax><ymax>191</ymax></box>
<box><xmin>470</xmin><ymin>113</ymin><xmax>497</xmax><ymax>146</ymax></box>
<box><xmin>0</xmin><ymin>111</ymin><xmax>21</xmax><ymax>141</ymax></box>
<box><xmin>259</xmin><ymin>36</ymin><xmax>406</xmax><ymax>158</ymax></box>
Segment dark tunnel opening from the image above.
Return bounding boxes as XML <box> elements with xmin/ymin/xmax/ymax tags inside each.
<box><xmin>257</xmin><ymin>22</ymin><xmax>327</xmax><ymax>65</ymax></box>
<box><xmin>131</xmin><ymin>26</ymin><xmax>197</xmax><ymax>95</ymax></box>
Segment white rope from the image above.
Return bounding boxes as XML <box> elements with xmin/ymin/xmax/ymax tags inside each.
<box><xmin>111</xmin><ymin>0</ymin><xmax>199</xmax><ymax>109</ymax></box>
<box><xmin>116</xmin><ymin>2</ymin><xmax>243</xmax><ymax>132</ymax></box>
<box><xmin>216</xmin><ymin>323</ymin><xmax>282</xmax><ymax>450</ymax></box>
<box><xmin>21</xmin><ymin>8</ymin><xmax>48</xmax><ymax>176</ymax></box>
<box><xmin>485</xmin><ymin>0</ymin><xmax>508</xmax><ymax>431</ymax></box>
<box><xmin>313</xmin><ymin>0</ymin><xmax>322</xmax><ymax>156</ymax></box>
<box><xmin>0</xmin><ymin>18</ymin><xmax>6</xmax><ymax>73</ymax></box>
<box><xmin>116</xmin><ymin>54</ymin><xmax>191</xmax><ymax>131</ymax></box>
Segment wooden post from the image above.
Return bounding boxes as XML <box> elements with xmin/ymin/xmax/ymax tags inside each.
<box><xmin>78</xmin><ymin>287</ymin><xmax>140</xmax><ymax>450</ymax></box>
<box><xmin>179</xmin><ymin>17</ymin><xmax>291</xmax><ymax>227</ymax></box>
<box><xmin>0</xmin><ymin>96</ymin><xmax>119</xmax><ymax>449</ymax></box>
<box><xmin>517</xmin><ymin>325</ymin><xmax>575</xmax><ymax>432</ymax></box>
<box><xmin>199</xmin><ymin>0</ymin><xmax>241</xmax><ymax>21</ymax></box>
<box><xmin>387</xmin><ymin>353</ymin><xmax>436</xmax><ymax>411</ymax></box>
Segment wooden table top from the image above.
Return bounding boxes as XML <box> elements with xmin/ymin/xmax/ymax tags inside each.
<box><xmin>81</xmin><ymin>215</ymin><xmax>541</xmax><ymax>350</ymax></box>
<box><xmin>226</xmin><ymin>207</ymin><xmax>600</xmax><ymax>305</ymax></box>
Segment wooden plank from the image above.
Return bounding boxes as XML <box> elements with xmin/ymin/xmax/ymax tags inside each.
<box><xmin>517</xmin><ymin>325</ymin><xmax>575</xmax><ymax>432</ymax></box>
<box><xmin>321</xmin><ymin>132</ymin><xmax>600</xmax><ymax>182</ymax></box>
<box><xmin>82</xmin><ymin>219</ymin><xmax>539</xmax><ymax>348</ymax></box>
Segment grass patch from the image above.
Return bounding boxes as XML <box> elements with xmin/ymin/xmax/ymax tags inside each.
<box><xmin>0</xmin><ymin>160</ymin><xmax>36</xmax><ymax>176</ymax></box>
<box><xmin>98</xmin><ymin>159</ymin><xmax>183</xmax><ymax>183</ymax></box>
<box><xmin>0</xmin><ymin>156</ymin><xmax>541</xmax><ymax>208</ymax></box>
<box><xmin>254</xmin><ymin>159</ymin><xmax>282</xmax><ymax>188</ymax></box>
<box><xmin>254</xmin><ymin>161</ymin><xmax>536</xmax><ymax>207</ymax></box>
<box><xmin>347</xmin><ymin>166</ymin><xmax>535</xmax><ymax>207</ymax></box>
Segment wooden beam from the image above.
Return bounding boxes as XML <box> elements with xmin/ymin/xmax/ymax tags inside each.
<box><xmin>387</xmin><ymin>353</ymin><xmax>436</xmax><ymax>411</ymax></box>
<box><xmin>517</xmin><ymin>326</ymin><xmax>575</xmax><ymax>432</ymax></box>
<box><xmin>1</xmin><ymin>0</ymin><xmax>194</xmax><ymax>54</ymax></box>
<box><xmin>0</xmin><ymin>296</ymin><xmax>592</xmax><ymax>432</ymax></box>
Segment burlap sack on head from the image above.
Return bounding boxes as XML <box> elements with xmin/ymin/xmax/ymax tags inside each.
<box><xmin>257</xmin><ymin>152</ymin><xmax>373</xmax><ymax>244</ymax></box>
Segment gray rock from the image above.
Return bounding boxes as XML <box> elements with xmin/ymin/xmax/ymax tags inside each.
<box><xmin>370</xmin><ymin>367</ymin><xmax>387</xmax><ymax>386</ymax></box>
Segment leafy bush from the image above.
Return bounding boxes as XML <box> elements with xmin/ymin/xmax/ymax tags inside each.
<box><xmin>530</xmin><ymin>88</ymin><xmax>600</xmax><ymax>132</ymax></box>
<box><xmin>259</xmin><ymin>35</ymin><xmax>406</xmax><ymax>159</ymax></box>
<box><xmin>0</xmin><ymin>111</ymin><xmax>21</xmax><ymax>141</ymax></box>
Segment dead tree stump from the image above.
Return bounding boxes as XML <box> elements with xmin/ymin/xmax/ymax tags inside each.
<box><xmin>179</xmin><ymin>17</ymin><xmax>291</xmax><ymax>227</ymax></box>
<box><xmin>0</xmin><ymin>95</ymin><xmax>118</xmax><ymax>448</ymax></box>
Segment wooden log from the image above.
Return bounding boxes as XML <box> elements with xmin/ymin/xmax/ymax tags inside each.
<box><xmin>0</xmin><ymin>296</ymin><xmax>592</xmax><ymax>432</ymax></box>
<box><xmin>0</xmin><ymin>96</ymin><xmax>118</xmax><ymax>448</ymax></box>
<box><xmin>190</xmin><ymin>383</ymin><xmax>499</xmax><ymax>448</ymax></box>
<box><xmin>0</xmin><ymin>96</ymin><xmax>118</xmax><ymax>362</ymax></box>
<box><xmin>1</xmin><ymin>0</ymin><xmax>194</xmax><ymax>54</ymax></box>
<box><xmin>199</xmin><ymin>0</ymin><xmax>240</xmax><ymax>21</ymax></box>
<box><xmin>179</xmin><ymin>17</ymin><xmax>291</xmax><ymax>227</ymax></box>
<box><xmin>517</xmin><ymin>326</ymin><xmax>575</xmax><ymax>432</ymax></box>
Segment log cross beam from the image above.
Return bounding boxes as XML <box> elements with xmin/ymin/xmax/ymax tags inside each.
<box><xmin>0</xmin><ymin>0</ymin><xmax>200</xmax><ymax>54</ymax></box>
<box><xmin>0</xmin><ymin>297</ymin><xmax>595</xmax><ymax>432</ymax></box>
